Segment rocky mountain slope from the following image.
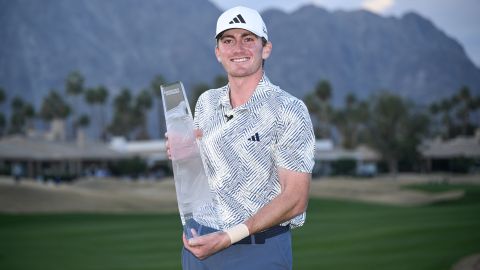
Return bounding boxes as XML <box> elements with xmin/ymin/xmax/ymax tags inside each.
<box><xmin>1</xmin><ymin>0</ymin><xmax>479</xmax><ymax>107</ymax></box>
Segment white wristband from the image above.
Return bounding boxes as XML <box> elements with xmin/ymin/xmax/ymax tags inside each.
<box><xmin>224</xmin><ymin>224</ymin><xmax>250</xmax><ymax>244</ymax></box>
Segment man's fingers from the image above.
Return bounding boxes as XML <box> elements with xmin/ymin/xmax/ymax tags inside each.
<box><xmin>194</xmin><ymin>129</ymin><xmax>203</xmax><ymax>139</ymax></box>
<box><xmin>188</xmin><ymin>228</ymin><xmax>200</xmax><ymax>245</ymax></box>
<box><xmin>164</xmin><ymin>132</ymin><xmax>172</xmax><ymax>159</ymax></box>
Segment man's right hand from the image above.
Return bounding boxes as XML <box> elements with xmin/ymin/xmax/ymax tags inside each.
<box><xmin>165</xmin><ymin>129</ymin><xmax>203</xmax><ymax>160</ymax></box>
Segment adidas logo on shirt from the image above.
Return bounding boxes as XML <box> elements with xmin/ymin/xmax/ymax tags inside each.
<box><xmin>248</xmin><ymin>133</ymin><xmax>260</xmax><ymax>142</ymax></box>
<box><xmin>229</xmin><ymin>14</ymin><xmax>246</xmax><ymax>24</ymax></box>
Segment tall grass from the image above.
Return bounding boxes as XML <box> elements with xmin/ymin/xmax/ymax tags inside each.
<box><xmin>1</xmin><ymin>184</ymin><xmax>479</xmax><ymax>270</ymax></box>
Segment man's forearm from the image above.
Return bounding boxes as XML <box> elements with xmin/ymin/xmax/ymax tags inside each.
<box><xmin>243</xmin><ymin>170</ymin><xmax>310</xmax><ymax>235</ymax></box>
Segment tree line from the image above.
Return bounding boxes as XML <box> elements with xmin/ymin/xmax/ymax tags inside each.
<box><xmin>0</xmin><ymin>71</ymin><xmax>229</xmax><ymax>141</ymax></box>
<box><xmin>0</xmin><ymin>72</ymin><xmax>478</xmax><ymax>174</ymax></box>
<box><xmin>305</xmin><ymin>80</ymin><xmax>480</xmax><ymax>174</ymax></box>
<box><xmin>0</xmin><ymin>71</ymin><xmax>169</xmax><ymax>141</ymax></box>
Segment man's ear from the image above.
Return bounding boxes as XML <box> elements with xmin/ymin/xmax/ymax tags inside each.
<box><xmin>262</xmin><ymin>41</ymin><xmax>272</xmax><ymax>60</ymax></box>
<box><xmin>215</xmin><ymin>46</ymin><xmax>221</xmax><ymax>62</ymax></box>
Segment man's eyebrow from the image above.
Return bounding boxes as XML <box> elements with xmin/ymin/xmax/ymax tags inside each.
<box><xmin>241</xmin><ymin>32</ymin><xmax>256</xmax><ymax>38</ymax></box>
<box><xmin>219</xmin><ymin>34</ymin><xmax>234</xmax><ymax>40</ymax></box>
<box><xmin>220</xmin><ymin>32</ymin><xmax>256</xmax><ymax>40</ymax></box>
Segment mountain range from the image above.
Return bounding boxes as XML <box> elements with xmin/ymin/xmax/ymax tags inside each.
<box><xmin>1</xmin><ymin>0</ymin><xmax>479</xmax><ymax>109</ymax></box>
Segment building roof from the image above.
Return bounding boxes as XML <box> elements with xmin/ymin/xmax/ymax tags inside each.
<box><xmin>0</xmin><ymin>136</ymin><xmax>127</xmax><ymax>160</ymax></box>
<box><xmin>110</xmin><ymin>137</ymin><xmax>166</xmax><ymax>155</ymax></box>
<box><xmin>315</xmin><ymin>142</ymin><xmax>380</xmax><ymax>162</ymax></box>
<box><xmin>420</xmin><ymin>136</ymin><xmax>480</xmax><ymax>158</ymax></box>
<box><xmin>109</xmin><ymin>137</ymin><xmax>168</xmax><ymax>162</ymax></box>
<box><xmin>0</xmin><ymin>135</ymin><xmax>382</xmax><ymax>163</ymax></box>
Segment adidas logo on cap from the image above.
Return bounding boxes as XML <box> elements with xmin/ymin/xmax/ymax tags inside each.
<box><xmin>229</xmin><ymin>14</ymin><xmax>246</xmax><ymax>24</ymax></box>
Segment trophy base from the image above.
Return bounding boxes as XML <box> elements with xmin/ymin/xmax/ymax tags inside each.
<box><xmin>183</xmin><ymin>213</ymin><xmax>217</xmax><ymax>239</ymax></box>
<box><xmin>183</xmin><ymin>213</ymin><xmax>195</xmax><ymax>239</ymax></box>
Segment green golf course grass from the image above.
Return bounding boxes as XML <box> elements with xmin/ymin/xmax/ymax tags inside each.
<box><xmin>1</xmin><ymin>183</ymin><xmax>479</xmax><ymax>270</ymax></box>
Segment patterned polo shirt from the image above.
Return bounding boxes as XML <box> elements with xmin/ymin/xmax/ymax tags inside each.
<box><xmin>193</xmin><ymin>74</ymin><xmax>315</xmax><ymax>229</ymax></box>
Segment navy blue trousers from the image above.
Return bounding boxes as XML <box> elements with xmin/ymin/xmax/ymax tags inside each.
<box><xmin>181</xmin><ymin>222</ymin><xmax>292</xmax><ymax>270</ymax></box>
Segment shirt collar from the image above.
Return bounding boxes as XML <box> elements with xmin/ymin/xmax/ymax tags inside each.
<box><xmin>218</xmin><ymin>74</ymin><xmax>273</xmax><ymax>110</ymax></box>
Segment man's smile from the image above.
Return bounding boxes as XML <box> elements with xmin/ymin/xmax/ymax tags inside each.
<box><xmin>231</xmin><ymin>57</ymin><xmax>250</xmax><ymax>62</ymax></box>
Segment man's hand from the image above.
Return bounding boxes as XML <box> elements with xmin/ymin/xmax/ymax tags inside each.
<box><xmin>165</xmin><ymin>129</ymin><xmax>203</xmax><ymax>160</ymax></box>
<box><xmin>182</xmin><ymin>230</ymin><xmax>231</xmax><ymax>260</ymax></box>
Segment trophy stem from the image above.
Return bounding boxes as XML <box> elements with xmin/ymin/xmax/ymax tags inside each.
<box><xmin>161</xmin><ymin>81</ymin><xmax>218</xmax><ymax>239</ymax></box>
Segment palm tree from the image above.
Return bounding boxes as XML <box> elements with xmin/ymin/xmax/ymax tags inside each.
<box><xmin>107</xmin><ymin>87</ymin><xmax>152</xmax><ymax>140</ymax></box>
<box><xmin>0</xmin><ymin>87</ymin><xmax>5</xmax><ymax>110</ymax></box>
<box><xmin>84</xmin><ymin>85</ymin><xmax>109</xmax><ymax>141</ymax></box>
<box><xmin>8</xmin><ymin>97</ymin><xmax>25</xmax><ymax>134</ymax></box>
<box><xmin>0</xmin><ymin>87</ymin><xmax>6</xmax><ymax>136</ymax></box>
<box><xmin>366</xmin><ymin>92</ymin><xmax>429</xmax><ymax>176</ymax></box>
<box><xmin>303</xmin><ymin>92</ymin><xmax>321</xmax><ymax>137</ymax></box>
<box><xmin>305</xmin><ymin>79</ymin><xmax>333</xmax><ymax>139</ymax></box>
<box><xmin>76</xmin><ymin>114</ymin><xmax>90</xmax><ymax>127</ymax></box>
<box><xmin>84</xmin><ymin>87</ymin><xmax>98</xmax><ymax>139</ymax></box>
<box><xmin>8</xmin><ymin>97</ymin><xmax>35</xmax><ymax>135</ymax></box>
<box><xmin>23</xmin><ymin>103</ymin><xmax>35</xmax><ymax>132</ymax></box>
<box><xmin>456</xmin><ymin>86</ymin><xmax>472</xmax><ymax>135</ymax></box>
<box><xmin>0</xmin><ymin>113</ymin><xmax>5</xmax><ymax>137</ymax></box>
<box><xmin>40</xmin><ymin>90</ymin><xmax>71</xmax><ymax>121</ymax></box>
<box><xmin>332</xmin><ymin>93</ymin><xmax>367</xmax><ymax>149</ymax></box>
<box><xmin>109</xmin><ymin>88</ymin><xmax>134</xmax><ymax>139</ymax></box>
<box><xmin>316</xmin><ymin>80</ymin><xmax>332</xmax><ymax>138</ymax></box>
<box><xmin>431</xmin><ymin>86</ymin><xmax>480</xmax><ymax>138</ymax></box>
<box><xmin>96</xmin><ymin>86</ymin><xmax>109</xmax><ymax>141</ymax></box>
<box><xmin>84</xmin><ymin>87</ymin><xmax>96</xmax><ymax>104</ymax></box>
<box><xmin>470</xmin><ymin>96</ymin><xmax>480</xmax><ymax>128</ymax></box>
<box><xmin>134</xmin><ymin>89</ymin><xmax>153</xmax><ymax>140</ymax></box>
<box><xmin>40</xmin><ymin>90</ymin><xmax>71</xmax><ymax>141</ymax></box>
<box><xmin>315</xmin><ymin>80</ymin><xmax>332</xmax><ymax>103</ymax></box>
<box><xmin>439</xmin><ymin>99</ymin><xmax>454</xmax><ymax>138</ymax></box>
<box><xmin>65</xmin><ymin>71</ymin><xmax>85</xmax><ymax>138</ymax></box>
<box><xmin>65</xmin><ymin>71</ymin><xmax>85</xmax><ymax>100</ymax></box>
<box><xmin>75</xmin><ymin>114</ymin><xmax>90</xmax><ymax>145</ymax></box>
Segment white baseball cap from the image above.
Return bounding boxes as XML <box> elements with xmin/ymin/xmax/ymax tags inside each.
<box><xmin>215</xmin><ymin>6</ymin><xmax>268</xmax><ymax>41</ymax></box>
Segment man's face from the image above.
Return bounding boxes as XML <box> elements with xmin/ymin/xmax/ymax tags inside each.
<box><xmin>215</xmin><ymin>29</ymin><xmax>271</xmax><ymax>79</ymax></box>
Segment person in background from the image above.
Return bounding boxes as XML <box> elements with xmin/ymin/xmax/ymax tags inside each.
<box><xmin>12</xmin><ymin>163</ymin><xmax>23</xmax><ymax>184</ymax></box>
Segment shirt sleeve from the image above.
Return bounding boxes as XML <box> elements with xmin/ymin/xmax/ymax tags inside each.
<box><xmin>275</xmin><ymin>98</ymin><xmax>315</xmax><ymax>173</ymax></box>
<box><xmin>193</xmin><ymin>92</ymin><xmax>205</xmax><ymax>130</ymax></box>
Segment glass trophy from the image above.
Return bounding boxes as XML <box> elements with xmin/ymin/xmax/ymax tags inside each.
<box><xmin>161</xmin><ymin>81</ymin><xmax>216</xmax><ymax>239</ymax></box>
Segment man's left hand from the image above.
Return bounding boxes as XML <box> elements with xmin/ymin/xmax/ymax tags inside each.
<box><xmin>182</xmin><ymin>231</ymin><xmax>231</xmax><ymax>260</ymax></box>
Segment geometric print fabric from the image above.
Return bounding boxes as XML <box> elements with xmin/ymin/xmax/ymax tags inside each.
<box><xmin>193</xmin><ymin>74</ymin><xmax>315</xmax><ymax>229</ymax></box>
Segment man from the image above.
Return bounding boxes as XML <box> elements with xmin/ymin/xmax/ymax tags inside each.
<box><xmin>168</xmin><ymin>6</ymin><xmax>315</xmax><ymax>270</ymax></box>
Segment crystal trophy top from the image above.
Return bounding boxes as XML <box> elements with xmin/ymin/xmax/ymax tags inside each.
<box><xmin>161</xmin><ymin>81</ymin><xmax>216</xmax><ymax>239</ymax></box>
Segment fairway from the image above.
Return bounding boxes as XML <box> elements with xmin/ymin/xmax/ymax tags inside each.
<box><xmin>1</xmin><ymin>183</ymin><xmax>479</xmax><ymax>270</ymax></box>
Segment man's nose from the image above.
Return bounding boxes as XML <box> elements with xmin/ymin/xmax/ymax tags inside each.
<box><xmin>232</xmin><ymin>40</ymin><xmax>247</xmax><ymax>52</ymax></box>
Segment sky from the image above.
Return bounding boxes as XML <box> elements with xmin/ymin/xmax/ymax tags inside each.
<box><xmin>209</xmin><ymin>0</ymin><xmax>480</xmax><ymax>67</ymax></box>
